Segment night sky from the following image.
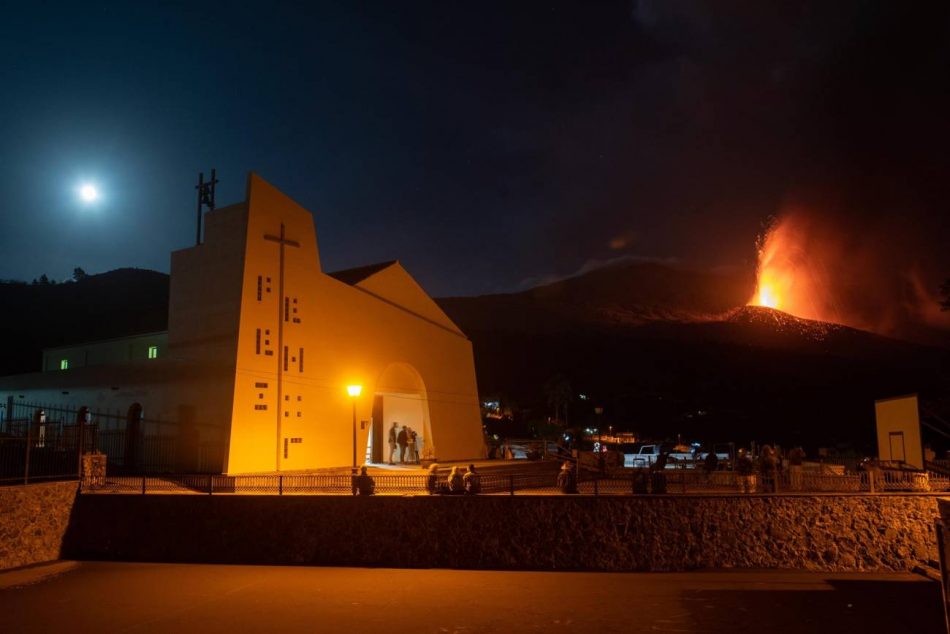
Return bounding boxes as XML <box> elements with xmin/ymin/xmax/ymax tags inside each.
<box><xmin>1</xmin><ymin>1</ymin><xmax>947</xmax><ymax>300</ymax></box>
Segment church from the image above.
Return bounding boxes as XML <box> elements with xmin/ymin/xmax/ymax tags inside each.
<box><xmin>0</xmin><ymin>174</ymin><xmax>486</xmax><ymax>474</ymax></box>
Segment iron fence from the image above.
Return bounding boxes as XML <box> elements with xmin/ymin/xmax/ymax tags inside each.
<box><xmin>1</xmin><ymin>401</ymin><xmax>226</xmax><ymax>484</ymax></box>
<box><xmin>76</xmin><ymin>466</ymin><xmax>949</xmax><ymax>496</ymax></box>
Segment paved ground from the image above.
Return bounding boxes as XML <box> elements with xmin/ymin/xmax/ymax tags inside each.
<box><xmin>0</xmin><ymin>562</ymin><xmax>944</xmax><ymax>633</ymax></box>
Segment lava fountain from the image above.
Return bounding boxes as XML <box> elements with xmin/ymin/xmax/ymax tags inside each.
<box><xmin>749</xmin><ymin>214</ymin><xmax>841</xmax><ymax>324</ymax></box>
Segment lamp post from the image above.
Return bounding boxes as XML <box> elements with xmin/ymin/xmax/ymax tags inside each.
<box><xmin>594</xmin><ymin>406</ymin><xmax>604</xmax><ymax>474</ymax></box>
<box><xmin>347</xmin><ymin>385</ymin><xmax>362</xmax><ymax>473</ymax></box>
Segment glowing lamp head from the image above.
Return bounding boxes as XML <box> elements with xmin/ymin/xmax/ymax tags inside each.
<box><xmin>79</xmin><ymin>184</ymin><xmax>98</xmax><ymax>202</ymax></box>
<box><xmin>347</xmin><ymin>385</ymin><xmax>363</xmax><ymax>397</ymax></box>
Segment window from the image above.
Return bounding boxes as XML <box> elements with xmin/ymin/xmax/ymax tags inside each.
<box><xmin>60</xmin><ymin>359</ymin><xmax>69</xmax><ymax>370</ymax></box>
<box><xmin>147</xmin><ymin>346</ymin><xmax>158</xmax><ymax>359</ymax></box>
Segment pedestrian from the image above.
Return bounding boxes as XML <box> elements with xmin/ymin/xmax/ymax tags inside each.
<box><xmin>759</xmin><ymin>445</ymin><xmax>777</xmax><ymax>493</ymax></box>
<box><xmin>736</xmin><ymin>448</ymin><xmax>756</xmax><ymax>493</ymax></box>
<box><xmin>463</xmin><ymin>464</ymin><xmax>481</xmax><ymax>494</ymax></box>
<box><xmin>447</xmin><ymin>466</ymin><xmax>464</xmax><ymax>493</ymax></box>
<box><xmin>397</xmin><ymin>425</ymin><xmax>408</xmax><ymax>463</ymax></box>
<box><xmin>352</xmin><ymin>465</ymin><xmax>375</xmax><ymax>496</ymax></box>
<box><xmin>388</xmin><ymin>422</ymin><xmax>398</xmax><ymax>465</ymax></box>
<box><xmin>426</xmin><ymin>462</ymin><xmax>440</xmax><ymax>494</ymax></box>
<box><xmin>788</xmin><ymin>446</ymin><xmax>805</xmax><ymax>490</ymax></box>
<box><xmin>704</xmin><ymin>449</ymin><xmax>719</xmax><ymax>474</ymax></box>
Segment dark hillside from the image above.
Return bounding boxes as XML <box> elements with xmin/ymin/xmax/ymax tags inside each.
<box><xmin>0</xmin><ymin>269</ymin><xmax>169</xmax><ymax>375</ymax></box>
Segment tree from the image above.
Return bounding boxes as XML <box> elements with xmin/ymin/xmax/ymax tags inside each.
<box><xmin>941</xmin><ymin>278</ymin><xmax>950</xmax><ymax>311</ymax></box>
<box><xmin>543</xmin><ymin>373</ymin><xmax>573</xmax><ymax>427</ymax></box>
<box><xmin>73</xmin><ymin>267</ymin><xmax>88</xmax><ymax>282</ymax></box>
<box><xmin>37</xmin><ymin>274</ymin><xmax>49</xmax><ymax>285</ymax></box>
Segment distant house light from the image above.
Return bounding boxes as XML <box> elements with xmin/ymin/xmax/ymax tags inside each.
<box><xmin>59</xmin><ymin>359</ymin><xmax>69</xmax><ymax>370</ymax></box>
<box><xmin>148</xmin><ymin>345</ymin><xmax>158</xmax><ymax>359</ymax></box>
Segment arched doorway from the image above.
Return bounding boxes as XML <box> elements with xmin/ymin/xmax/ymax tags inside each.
<box><xmin>367</xmin><ymin>362</ymin><xmax>432</xmax><ymax>465</ymax></box>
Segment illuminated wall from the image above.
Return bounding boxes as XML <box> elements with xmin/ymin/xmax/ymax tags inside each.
<box><xmin>875</xmin><ymin>394</ymin><xmax>923</xmax><ymax>469</ymax></box>
<box><xmin>223</xmin><ymin>175</ymin><xmax>484</xmax><ymax>473</ymax></box>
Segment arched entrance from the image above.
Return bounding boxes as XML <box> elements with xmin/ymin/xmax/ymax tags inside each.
<box><xmin>367</xmin><ymin>362</ymin><xmax>432</xmax><ymax>465</ymax></box>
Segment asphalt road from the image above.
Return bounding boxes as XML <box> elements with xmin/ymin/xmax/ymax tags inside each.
<box><xmin>0</xmin><ymin>562</ymin><xmax>943</xmax><ymax>633</ymax></box>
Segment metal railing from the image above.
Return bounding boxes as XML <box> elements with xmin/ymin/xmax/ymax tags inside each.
<box><xmin>77</xmin><ymin>467</ymin><xmax>948</xmax><ymax>496</ymax></box>
<box><xmin>1</xmin><ymin>401</ymin><xmax>226</xmax><ymax>484</ymax></box>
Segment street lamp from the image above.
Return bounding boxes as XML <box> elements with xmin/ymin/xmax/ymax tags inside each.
<box><xmin>594</xmin><ymin>406</ymin><xmax>604</xmax><ymax>474</ymax></box>
<box><xmin>347</xmin><ymin>385</ymin><xmax>362</xmax><ymax>473</ymax></box>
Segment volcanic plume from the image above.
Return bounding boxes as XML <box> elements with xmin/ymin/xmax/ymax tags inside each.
<box><xmin>749</xmin><ymin>208</ymin><xmax>950</xmax><ymax>344</ymax></box>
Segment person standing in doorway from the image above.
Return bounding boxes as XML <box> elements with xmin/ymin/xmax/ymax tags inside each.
<box><xmin>407</xmin><ymin>427</ymin><xmax>418</xmax><ymax>463</ymax></box>
<box><xmin>388</xmin><ymin>422</ymin><xmax>398</xmax><ymax>465</ymax></box>
<box><xmin>397</xmin><ymin>425</ymin><xmax>409</xmax><ymax>463</ymax></box>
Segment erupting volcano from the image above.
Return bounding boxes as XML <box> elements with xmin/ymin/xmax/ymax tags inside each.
<box><xmin>749</xmin><ymin>214</ymin><xmax>841</xmax><ymax>325</ymax></box>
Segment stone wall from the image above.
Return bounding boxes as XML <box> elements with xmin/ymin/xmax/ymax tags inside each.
<box><xmin>63</xmin><ymin>494</ymin><xmax>940</xmax><ymax>572</ymax></box>
<box><xmin>0</xmin><ymin>482</ymin><xmax>78</xmax><ymax>570</ymax></box>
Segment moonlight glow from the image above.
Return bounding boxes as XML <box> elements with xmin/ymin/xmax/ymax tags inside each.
<box><xmin>79</xmin><ymin>184</ymin><xmax>99</xmax><ymax>202</ymax></box>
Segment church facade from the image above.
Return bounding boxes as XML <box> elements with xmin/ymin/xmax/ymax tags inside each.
<box><xmin>0</xmin><ymin>174</ymin><xmax>486</xmax><ymax>473</ymax></box>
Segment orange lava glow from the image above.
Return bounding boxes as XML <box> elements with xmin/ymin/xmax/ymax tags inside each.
<box><xmin>749</xmin><ymin>214</ymin><xmax>839</xmax><ymax>323</ymax></box>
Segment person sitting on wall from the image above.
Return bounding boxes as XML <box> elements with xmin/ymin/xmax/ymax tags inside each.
<box><xmin>557</xmin><ymin>460</ymin><xmax>578</xmax><ymax>494</ymax></box>
<box><xmin>463</xmin><ymin>464</ymin><xmax>481</xmax><ymax>494</ymax></box>
<box><xmin>447</xmin><ymin>466</ymin><xmax>464</xmax><ymax>494</ymax></box>
<box><xmin>650</xmin><ymin>452</ymin><xmax>668</xmax><ymax>494</ymax></box>
<box><xmin>352</xmin><ymin>465</ymin><xmax>375</xmax><ymax>496</ymax></box>
<box><xmin>426</xmin><ymin>463</ymin><xmax>441</xmax><ymax>494</ymax></box>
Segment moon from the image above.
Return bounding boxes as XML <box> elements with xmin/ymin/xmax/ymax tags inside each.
<box><xmin>79</xmin><ymin>184</ymin><xmax>99</xmax><ymax>202</ymax></box>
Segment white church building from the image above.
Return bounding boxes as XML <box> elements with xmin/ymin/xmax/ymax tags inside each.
<box><xmin>0</xmin><ymin>174</ymin><xmax>486</xmax><ymax>474</ymax></box>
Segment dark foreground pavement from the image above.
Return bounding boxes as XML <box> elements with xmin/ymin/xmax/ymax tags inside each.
<box><xmin>0</xmin><ymin>562</ymin><xmax>943</xmax><ymax>633</ymax></box>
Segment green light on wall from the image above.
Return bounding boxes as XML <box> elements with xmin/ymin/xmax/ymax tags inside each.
<box><xmin>59</xmin><ymin>359</ymin><xmax>69</xmax><ymax>370</ymax></box>
<box><xmin>148</xmin><ymin>346</ymin><xmax>158</xmax><ymax>359</ymax></box>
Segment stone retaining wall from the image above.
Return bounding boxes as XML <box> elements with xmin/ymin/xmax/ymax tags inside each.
<box><xmin>0</xmin><ymin>482</ymin><xmax>78</xmax><ymax>570</ymax></box>
<box><xmin>62</xmin><ymin>494</ymin><xmax>940</xmax><ymax>572</ymax></box>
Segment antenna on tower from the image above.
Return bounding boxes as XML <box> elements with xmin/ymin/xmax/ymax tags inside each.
<box><xmin>195</xmin><ymin>169</ymin><xmax>218</xmax><ymax>245</ymax></box>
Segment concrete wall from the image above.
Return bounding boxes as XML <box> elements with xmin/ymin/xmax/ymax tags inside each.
<box><xmin>43</xmin><ymin>332</ymin><xmax>168</xmax><ymax>372</ymax></box>
<box><xmin>62</xmin><ymin>494</ymin><xmax>940</xmax><ymax>572</ymax></box>
<box><xmin>0</xmin><ymin>482</ymin><xmax>78</xmax><ymax>570</ymax></box>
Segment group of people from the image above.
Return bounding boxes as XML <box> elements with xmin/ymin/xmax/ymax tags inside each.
<box><xmin>387</xmin><ymin>421</ymin><xmax>421</xmax><ymax>464</ymax></box>
<box><xmin>735</xmin><ymin>445</ymin><xmax>807</xmax><ymax>493</ymax></box>
<box><xmin>352</xmin><ymin>463</ymin><xmax>482</xmax><ymax>496</ymax></box>
<box><xmin>427</xmin><ymin>463</ymin><xmax>481</xmax><ymax>494</ymax></box>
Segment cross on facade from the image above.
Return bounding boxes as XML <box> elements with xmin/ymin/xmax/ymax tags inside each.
<box><xmin>263</xmin><ymin>223</ymin><xmax>300</xmax><ymax>471</ymax></box>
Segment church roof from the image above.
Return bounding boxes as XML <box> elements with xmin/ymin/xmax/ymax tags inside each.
<box><xmin>328</xmin><ymin>260</ymin><xmax>397</xmax><ymax>286</ymax></box>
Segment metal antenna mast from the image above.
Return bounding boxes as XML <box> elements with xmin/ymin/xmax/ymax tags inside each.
<box><xmin>195</xmin><ymin>169</ymin><xmax>219</xmax><ymax>245</ymax></box>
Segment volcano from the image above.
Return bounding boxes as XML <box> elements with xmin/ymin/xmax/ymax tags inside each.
<box><xmin>437</xmin><ymin>260</ymin><xmax>949</xmax><ymax>452</ymax></box>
